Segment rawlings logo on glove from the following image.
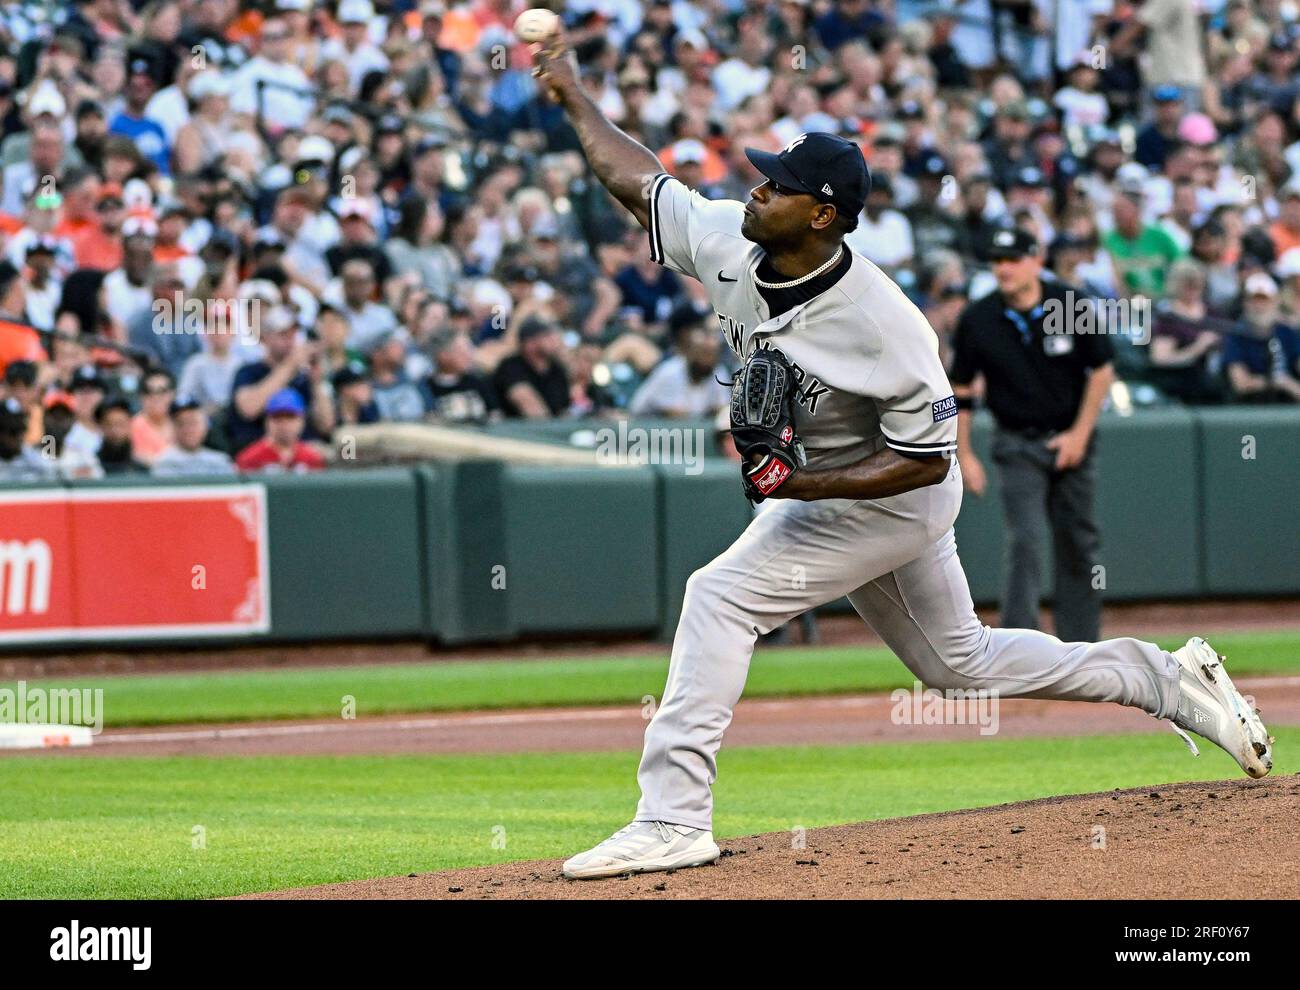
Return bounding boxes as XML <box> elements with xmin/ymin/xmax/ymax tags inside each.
<box><xmin>729</xmin><ymin>348</ymin><xmax>806</xmax><ymax>503</ymax></box>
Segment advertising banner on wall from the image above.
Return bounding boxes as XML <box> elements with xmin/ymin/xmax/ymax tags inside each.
<box><xmin>0</xmin><ymin>485</ymin><xmax>269</xmax><ymax>645</ymax></box>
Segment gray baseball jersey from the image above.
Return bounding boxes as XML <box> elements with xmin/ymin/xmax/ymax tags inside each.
<box><xmin>648</xmin><ymin>174</ymin><xmax>958</xmax><ymax>467</ymax></box>
<box><xmin>633</xmin><ymin>175</ymin><xmax>1182</xmax><ymax>831</ymax></box>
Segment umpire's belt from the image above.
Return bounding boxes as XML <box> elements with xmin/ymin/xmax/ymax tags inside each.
<box><xmin>997</xmin><ymin>426</ymin><xmax>1056</xmax><ymax>442</ymax></box>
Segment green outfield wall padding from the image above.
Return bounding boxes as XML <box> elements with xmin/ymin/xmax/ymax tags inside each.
<box><xmin>412</xmin><ymin>463</ymin><xmax>456</xmax><ymax>642</ymax></box>
<box><xmin>499</xmin><ymin>465</ymin><xmax>662</xmax><ymax>635</ymax></box>
<box><xmin>1</xmin><ymin>406</ymin><xmax>1297</xmax><ymax>651</ymax></box>
<box><xmin>1092</xmin><ymin>408</ymin><xmax>1200</xmax><ymax>599</ymax></box>
<box><xmin>262</xmin><ymin>468</ymin><xmax>425</xmax><ymax>639</ymax></box>
<box><xmin>423</xmin><ymin>460</ymin><xmax>511</xmax><ymax>644</ymax></box>
<box><xmin>950</xmin><ymin>412</ymin><xmax>1004</xmax><ymax>607</ymax></box>
<box><xmin>1196</xmin><ymin>408</ymin><xmax>1300</xmax><ymax>595</ymax></box>
<box><xmin>656</xmin><ymin>461</ymin><xmax>755</xmax><ymax>639</ymax></box>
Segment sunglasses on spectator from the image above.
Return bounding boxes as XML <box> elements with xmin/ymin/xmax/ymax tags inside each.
<box><xmin>143</xmin><ymin>384</ymin><xmax>175</xmax><ymax>396</ymax></box>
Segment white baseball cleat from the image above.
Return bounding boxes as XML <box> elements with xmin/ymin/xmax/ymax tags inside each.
<box><xmin>1168</xmin><ymin>637</ymin><xmax>1274</xmax><ymax>779</ymax></box>
<box><xmin>562</xmin><ymin>820</ymin><xmax>720</xmax><ymax>880</ymax></box>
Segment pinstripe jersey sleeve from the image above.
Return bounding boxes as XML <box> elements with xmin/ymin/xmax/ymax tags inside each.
<box><xmin>646</xmin><ymin>174</ymin><xmax>745</xmax><ymax>281</ymax></box>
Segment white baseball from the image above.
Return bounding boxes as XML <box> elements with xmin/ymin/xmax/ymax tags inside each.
<box><xmin>513</xmin><ymin>8</ymin><xmax>561</xmax><ymax>43</ymax></box>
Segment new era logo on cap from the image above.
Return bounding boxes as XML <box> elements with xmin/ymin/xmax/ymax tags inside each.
<box><xmin>821</xmin><ymin>183</ymin><xmax>833</xmax><ymax>196</ymax></box>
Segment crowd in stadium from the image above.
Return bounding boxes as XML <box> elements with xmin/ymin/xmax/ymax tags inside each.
<box><xmin>1</xmin><ymin>0</ymin><xmax>1300</xmax><ymax>481</ymax></box>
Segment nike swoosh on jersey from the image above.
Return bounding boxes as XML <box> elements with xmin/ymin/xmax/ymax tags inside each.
<box><xmin>718</xmin><ymin>271</ymin><xmax>738</xmax><ymax>282</ymax></box>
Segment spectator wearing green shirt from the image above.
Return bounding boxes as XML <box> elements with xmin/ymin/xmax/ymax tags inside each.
<box><xmin>1104</xmin><ymin>187</ymin><xmax>1185</xmax><ymax>298</ymax></box>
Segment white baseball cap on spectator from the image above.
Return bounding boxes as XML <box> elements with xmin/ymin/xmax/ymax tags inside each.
<box><xmin>1274</xmin><ymin>247</ymin><xmax>1300</xmax><ymax>280</ymax></box>
<box><xmin>670</xmin><ymin>139</ymin><xmax>707</xmax><ymax>165</ymax></box>
<box><xmin>470</xmin><ymin>278</ymin><xmax>512</xmax><ymax>319</ymax></box>
<box><xmin>295</xmin><ymin>135</ymin><xmax>336</xmax><ymax>167</ymax></box>
<box><xmin>27</xmin><ymin>82</ymin><xmax>66</xmax><ymax>119</ymax></box>
<box><xmin>674</xmin><ymin>29</ymin><xmax>709</xmax><ymax>52</ymax></box>
<box><xmin>277</xmin><ymin>0</ymin><xmax>312</xmax><ymax>10</ymax></box>
<box><xmin>122</xmin><ymin>216</ymin><xmax>159</xmax><ymax>239</ymax></box>
<box><xmin>337</xmin><ymin>0</ymin><xmax>374</xmax><ymax>23</ymax></box>
<box><xmin>262</xmin><ymin>305</ymin><xmax>298</xmax><ymax>336</ymax></box>
<box><xmin>287</xmin><ymin>283</ymin><xmax>319</xmax><ymax>329</ymax></box>
<box><xmin>1244</xmin><ymin>272</ymin><xmax>1278</xmax><ymax>298</ymax></box>
<box><xmin>123</xmin><ymin>177</ymin><xmax>154</xmax><ymax>214</ymax></box>
<box><xmin>338</xmin><ymin>145</ymin><xmax>366</xmax><ymax>175</ymax></box>
<box><xmin>240</xmin><ymin>278</ymin><xmax>284</xmax><ymax>307</ymax></box>
<box><xmin>338</xmin><ymin>198</ymin><xmax>376</xmax><ymax>226</ymax></box>
<box><xmin>1116</xmin><ymin>162</ymin><xmax>1149</xmax><ymax>196</ymax></box>
<box><xmin>187</xmin><ymin>71</ymin><xmax>231</xmax><ymax>101</ymax></box>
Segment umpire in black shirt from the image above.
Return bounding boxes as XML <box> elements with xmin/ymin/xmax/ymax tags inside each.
<box><xmin>949</xmin><ymin>228</ymin><xmax>1116</xmax><ymax>641</ymax></box>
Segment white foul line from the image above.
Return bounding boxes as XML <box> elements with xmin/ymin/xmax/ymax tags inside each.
<box><xmin>88</xmin><ymin>678</ymin><xmax>1300</xmax><ymax>747</ymax></box>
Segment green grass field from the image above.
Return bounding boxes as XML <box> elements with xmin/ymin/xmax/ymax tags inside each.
<box><xmin>1</xmin><ymin>728</ymin><xmax>1295</xmax><ymax>899</ymax></box>
<box><xmin>6</xmin><ymin>630</ymin><xmax>1299</xmax><ymax>728</ymax></box>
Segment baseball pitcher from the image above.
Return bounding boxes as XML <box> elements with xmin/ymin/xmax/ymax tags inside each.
<box><xmin>529</xmin><ymin>38</ymin><xmax>1274</xmax><ymax>881</ymax></box>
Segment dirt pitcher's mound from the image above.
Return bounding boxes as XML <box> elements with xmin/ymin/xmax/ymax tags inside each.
<box><xmin>242</xmin><ymin>777</ymin><xmax>1298</xmax><ymax>899</ymax></box>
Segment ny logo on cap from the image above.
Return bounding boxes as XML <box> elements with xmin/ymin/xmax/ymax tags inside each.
<box><xmin>784</xmin><ymin>134</ymin><xmax>808</xmax><ymax>154</ymax></box>
<box><xmin>994</xmin><ymin>231</ymin><xmax>1014</xmax><ymax>246</ymax></box>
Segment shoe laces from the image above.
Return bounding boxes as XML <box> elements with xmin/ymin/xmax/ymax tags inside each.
<box><xmin>653</xmin><ymin>821</ymin><xmax>673</xmax><ymax>844</ymax></box>
<box><xmin>1169</xmin><ymin>720</ymin><xmax>1200</xmax><ymax>757</ymax></box>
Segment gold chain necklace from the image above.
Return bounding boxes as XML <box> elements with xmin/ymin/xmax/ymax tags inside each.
<box><xmin>752</xmin><ymin>246</ymin><xmax>845</xmax><ymax>290</ymax></box>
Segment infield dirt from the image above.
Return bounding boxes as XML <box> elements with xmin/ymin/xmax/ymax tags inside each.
<box><xmin>240</xmin><ymin>777</ymin><xmax>1298</xmax><ymax>899</ymax></box>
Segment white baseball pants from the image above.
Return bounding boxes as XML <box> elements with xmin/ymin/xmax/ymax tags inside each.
<box><xmin>635</xmin><ymin>459</ymin><xmax>1182</xmax><ymax>830</ymax></box>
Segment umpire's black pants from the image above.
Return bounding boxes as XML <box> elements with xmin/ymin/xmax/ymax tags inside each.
<box><xmin>991</xmin><ymin>426</ymin><xmax>1102</xmax><ymax>642</ymax></box>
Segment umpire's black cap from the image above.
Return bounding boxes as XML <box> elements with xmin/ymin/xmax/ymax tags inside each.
<box><xmin>986</xmin><ymin>227</ymin><xmax>1039</xmax><ymax>261</ymax></box>
<box><xmin>745</xmin><ymin>132</ymin><xmax>871</xmax><ymax>221</ymax></box>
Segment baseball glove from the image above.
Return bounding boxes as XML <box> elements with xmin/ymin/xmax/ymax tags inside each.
<box><xmin>729</xmin><ymin>348</ymin><xmax>806</xmax><ymax>503</ymax></box>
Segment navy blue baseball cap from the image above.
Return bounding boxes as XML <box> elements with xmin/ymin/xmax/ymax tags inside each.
<box><xmin>746</xmin><ymin>133</ymin><xmax>872</xmax><ymax>220</ymax></box>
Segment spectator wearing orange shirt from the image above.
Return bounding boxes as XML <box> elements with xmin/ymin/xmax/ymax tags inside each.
<box><xmin>153</xmin><ymin>205</ymin><xmax>202</xmax><ymax>287</ymax></box>
<box><xmin>58</xmin><ymin>173</ymin><xmax>125</xmax><ymax>271</ymax></box>
<box><xmin>6</xmin><ymin>188</ymin><xmax>76</xmax><ymax>277</ymax></box>
<box><xmin>0</xmin><ymin>210</ymin><xmax>23</xmax><ymax>241</ymax></box>
<box><xmin>0</xmin><ymin>262</ymin><xmax>44</xmax><ymax>378</ymax></box>
<box><xmin>53</xmin><ymin>167</ymin><xmax>100</xmax><ymax>247</ymax></box>
<box><xmin>659</xmin><ymin>135</ymin><xmax>728</xmax><ymax>186</ymax></box>
<box><xmin>1270</xmin><ymin>184</ymin><xmax>1300</xmax><ymax>259</ymax></box>
<box><xmin>131</xmin><ymin>368</ymin><xmax>177</xmax><ymax>465</ymax></box>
